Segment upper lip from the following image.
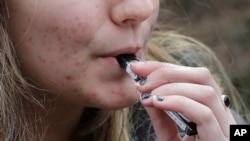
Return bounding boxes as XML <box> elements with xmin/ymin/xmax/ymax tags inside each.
<box><xmin>101</xmin><ymin>47</ymin><xmax>140</xmax><ymax>57</ymax></box>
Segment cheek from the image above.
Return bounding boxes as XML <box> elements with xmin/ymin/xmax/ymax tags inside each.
<box><xmin>18</xmin><ymin>14</ymin><xmax>101</xmax><ymax>92</ymax></box>
<box><xmin>42</xmin><ymin>2</ymin><xmax>106</xmax><ymax>48</ymax></box>
<box><xmin>16</xmin><ymin>31</ymin><xmax>90</xmax><ymax>92</ymax></box>
<box><xmin>42</xmin><ymin>17</ymin><xmax>94</xmax><ymax>50</ymax></box>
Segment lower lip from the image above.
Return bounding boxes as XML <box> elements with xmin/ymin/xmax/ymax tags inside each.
<box><xmin>100</xmin><ymin>57</ymin><xmax>120</xmax><ymax>67</ymax></box>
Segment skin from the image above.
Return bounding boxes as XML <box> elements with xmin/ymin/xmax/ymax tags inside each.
<box><xmin>7</xmin><ymin>0</ymin><xmax>236</xmax><ymax>141</ymax></box>
<box><xmin>8</xmin><ymin>0</ymin><xmax>159</xmax><ymax>140</ymax></box>
<box><xmin>132</xmin><ymin>62</ymin><xmax>236</xmax><ymax>141</ymax></box>
<box><xmin>8</xmin><ymin>0</ymin><xmax>158</xmax><ymax>109</ymax></box>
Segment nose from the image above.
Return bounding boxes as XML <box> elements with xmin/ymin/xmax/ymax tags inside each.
<box><xmin>111</xmin><ymin>0</ymin><xmax>156</xmax><ymax>26</ymax></box>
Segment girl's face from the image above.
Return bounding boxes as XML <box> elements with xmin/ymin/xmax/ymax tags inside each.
<box><xmin>8</xmin><ymin>0</ymin><xmax>159</xmax><ymax>109</ymax></box>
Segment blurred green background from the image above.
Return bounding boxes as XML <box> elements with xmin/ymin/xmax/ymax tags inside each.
<box><xmin>160</xmin><ymin>0</ymin><xmax>250</xmax><ymax>109</ymax></box>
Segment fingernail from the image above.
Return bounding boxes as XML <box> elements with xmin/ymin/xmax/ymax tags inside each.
<box><xmin>131</xmin><ymin>61</ymin><xmax>145</xmax><ymax>66</ymax></box>
<box><xmin>141</xmin><ymin>92</ymin><xmax>151</xmax><ymax>100</ymax></box>
<box><xmin>156</xmin><ymin>95</ymin><xmax>165</xmax><ymax>102</ymax></box>
<box><xmin>138</xmin><ymin>78</ymin><xmax>147</xmax><ymax>86</ymax></box>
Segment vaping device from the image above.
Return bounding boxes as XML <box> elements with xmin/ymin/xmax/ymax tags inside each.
<box><xmin>116</xmin><ymin>54</ymin><xmax>197</xmax><ymax>136</ymax></box>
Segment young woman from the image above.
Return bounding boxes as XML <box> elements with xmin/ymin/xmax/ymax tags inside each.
<box><xmin>0</xmin><ymin>0</ymin><xmax>238</xmax><ymax>140</ymax></box>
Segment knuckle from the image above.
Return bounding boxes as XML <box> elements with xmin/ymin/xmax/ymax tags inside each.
<box><xmin>199</xmin><ymin>67</ymin><xmax>212</xmax><ymax>78</ymax></box>
<box><xmin>159</xmin><ymin>66</ymin><xmax>169</xmax><ymax>74</ymax></box>
<box><xmin>201</xmin><ymin>85</ymin><xmax>218</xmax><ymax>107</ymax></box>
<box><xmin>204</xmin><ymin>86</ymin><xmax>216</xmax><ymax>97</ymax></box>
<box><xmin>201</xmin><ymin>107</ymin><xmax>214</xmax><ymax>123</ymax></box>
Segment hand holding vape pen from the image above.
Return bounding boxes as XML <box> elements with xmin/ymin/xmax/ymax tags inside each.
<box><xmin>116</xmin><ymin>54</ymin><xmax>197</xmax><ymax>136</ymax></box>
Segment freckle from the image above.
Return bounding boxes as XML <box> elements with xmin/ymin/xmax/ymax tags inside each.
<box><xmin>64</xmin><ymin>54</ymin><xmax>69</xmax><ymax>59</ymax></box>
<box><xmin>51</xmin><ymin>27</ymin><xmax>59</xmax><ymax>33</ymax></box>
<box><xmin>74</xmin><ymin>62</ymin><xmax>80</xmax><ymax>66</ymax></box>
<box><xmin>71</xmin><ymin>28</ymin><xmax>77</xmax><ymax>33</ymax></box>
<box><xmin>95</xmin><ymin>5</ymin><xmax>99</xmax><ymax>9</ymax></box>
<box><xmin>28</xmin><ymin>36</ymin><xmax>32</xmax><ymax>41</ymax></box>
<box><xmin>60</xmin><ymin>47</ymin><xmax>64</xmax><ymax>52</ymax></box>
<box><xmin>50</xmin><ymin>60</ymin><xmax>55</xmax><ymax>65</ymax></box>
<box><xmin>66</xmin><ymin>76</ymin><xmax>72</xmax><ymax>81</ymax></box>
<box><xmin>74</xmin><ymin>50</ymin><xmax>78</xmax><ymax>55</ymax></box>
<box><xmin>74</xmin><ymin>16</ymin><xmax>79</xmax><ymax>20</ymax></box>
<box><xmin>43</xmin><ymin>34</ymin><xmax>47</xmax><ymax>38</ymax></box>
<box><xmin>77</xmin><ymin>22</ymin><xmax>82</xmax><ymax>26</ymax></box>
<box><xmin>56</xmin><ymin>35</ymin><xmax>62</xmax><ymax>41</ymax></box>
<box><xmin>38</xmin><ymin>56</ymin><xmax>46</xmax><ymax>63</ymax></box>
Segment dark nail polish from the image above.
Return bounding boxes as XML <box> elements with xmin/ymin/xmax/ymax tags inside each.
<box><xmin>141</xmin><ymin>92</ymin><xmax>151</xmax><ymax>100</ymax></box>
<box><xmin>156</xmin><ymin>96</ymin><xmax>165</xmax><ymax>101</ymax></box>
<box><xmin>139</xmin><ymin>78</ymin><xmax>147</xmax><ymax>86</ymax></box>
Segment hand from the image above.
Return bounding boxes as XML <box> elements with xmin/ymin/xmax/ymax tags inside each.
<box><xmin>131</xmin><ymin>61</ymin><xmax>236</xmax><ymax>141</ymax></box>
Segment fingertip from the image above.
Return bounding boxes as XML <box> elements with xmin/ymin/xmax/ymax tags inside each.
<box><xmin>153</xmin><ymin>95</ymin><xmax>165</xmax><ymax>102</ymax></box>
<box><xmin>131</xmin><ymin>61</ymin><xmax>146</xmax><ymax>66</ymax></box>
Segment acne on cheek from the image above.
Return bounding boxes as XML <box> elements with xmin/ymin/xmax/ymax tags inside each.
<box><xmin>66</xmin><ymin>15</ymin><xmax>94</xmax><ymax>45</ymax></box>
<box><xmin>33</xmin><ymin>16</ymin><xmax>92</xmax><ymax>85</ymax></box>
<box><xmin>40</xmin><ymin>29</ymin><xmax>73</xmax><ymax>61</ymax></box>
<box><xmin>38</xmin><ymin>55</ymin><xmax>74</xmax><ymax>80</ymax></box>
<box><xmin>38</xmin><ymin>56</ymin><xmax>46</xmax><ymax>63</ymax></box>
<box><xmin>65</xmin><ymin>75</ymin><xmax>72</xmax><ymax>81</ymax></box>
<box><xmin>36</xmin><ymin>38</ymin><xmax>82</xmax><ymax>83</ymax></box>
<box><xmin>36</xmin><ymin>46</ymin><xmax>72</xmax><ymax>82</ymax></box>
<box><xmin>54</xmin><ymin>17</ymin><xmax>91</xmax><ymax>43</ymax></box>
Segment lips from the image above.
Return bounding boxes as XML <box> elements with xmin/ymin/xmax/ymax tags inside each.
<box><xmin>97</xmin><ymin>46</ymin><xmax>142</xmax><ymax>69</ymax></box>
<box><xmin>101</xmin><ymin>46</ymin><xmax>140</xmax><ymax>58</ymax></box>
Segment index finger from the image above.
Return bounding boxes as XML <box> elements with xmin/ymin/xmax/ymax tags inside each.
<box><xmin>131</xmin><ymin>61</ymin><xmax>178</xmax><ymax>77</ymax></box>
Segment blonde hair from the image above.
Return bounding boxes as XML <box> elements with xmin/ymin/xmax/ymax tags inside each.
<box><xmin>0</xmin><ymin>1</ymin><xmax>130</xmax><ymax>141</ymax></box>
<box><xmin>0</xmin><ymin>1</ymin><xmax>47</xmax><ymax>140</ymax></box>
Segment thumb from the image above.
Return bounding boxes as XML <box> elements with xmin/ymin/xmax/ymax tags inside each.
<box><xmin>130</xmin><ymin>61</ymin><xmax>178</xmax><ymax>77</ymax></box>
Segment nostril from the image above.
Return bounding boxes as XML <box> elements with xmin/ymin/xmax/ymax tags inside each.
<box><xmin>122</xmin><ymin>19</ymin><xmax>136</xmax><ymax>25</ymax></box>
<box><xmin>122</xmin><ymin>19</ymin><xmax>130</xmax><ymax>24</ymax></box>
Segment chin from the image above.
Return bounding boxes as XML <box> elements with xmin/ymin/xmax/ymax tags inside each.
<box><xmin>98</xmin><ymin>96</ymin><xmax>139</xmax><ymax>110</ymax></box>
<box><xmin>84</xmin><ymin>82</ymin><xmax>140</xmax><ymax>110</ymax></box>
